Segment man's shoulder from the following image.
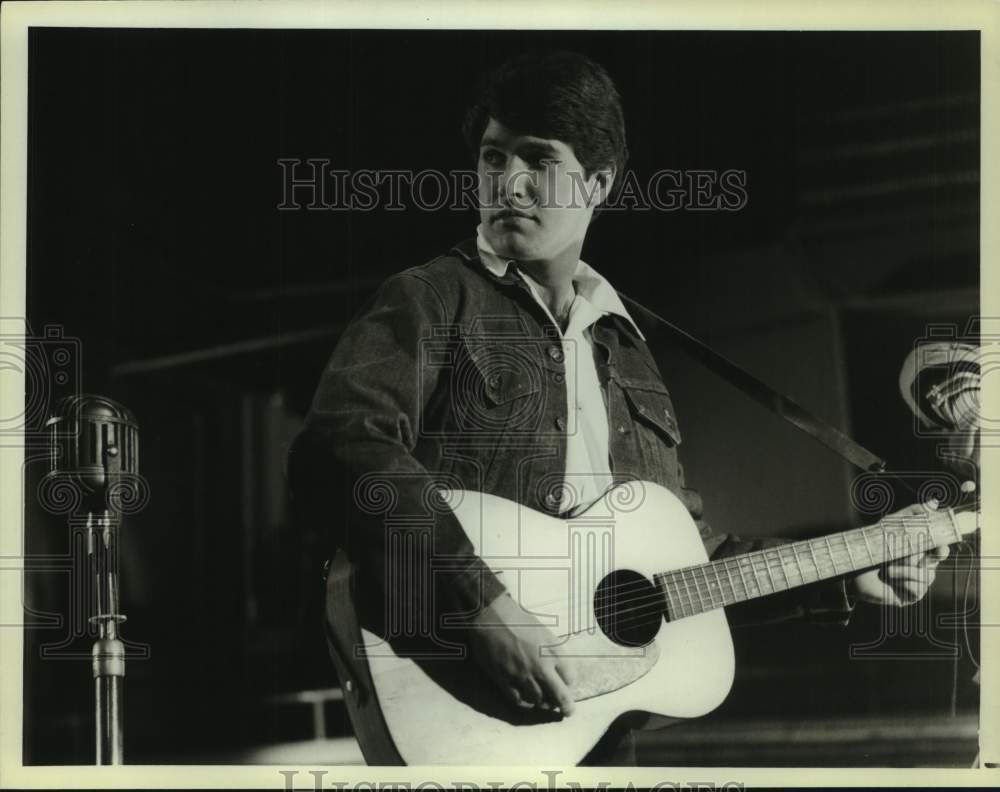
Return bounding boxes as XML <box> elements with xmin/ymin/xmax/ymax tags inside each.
<box><xmin>404</xmin><ymin>238</ymin><xmax>480</xmax><ymax>276</ymax></box>
<box><xmin>388</xmin><ymin>239</ymin><xmax>492</xmax><ymax>293</ymax></box>
<box><xmin>362</xmin><ymin>239</ymin><xmax>499</xmax><ymax>321</ymax></box>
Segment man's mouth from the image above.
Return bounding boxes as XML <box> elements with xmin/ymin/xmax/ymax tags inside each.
<box><xmin>492</xmin><ymin>209</ymin><xmax>536</xmax><ymax>223</ymax></box>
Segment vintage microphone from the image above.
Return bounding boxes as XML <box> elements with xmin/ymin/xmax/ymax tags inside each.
<box><xmin>899</xmin><ymin>340</ymin><xmax>980</xmax><ymax>486</ymax></box>
<box><xmin>43</xmin><ymin>395</ymin><xmax>139</xmax><ymax>765</ymax></box>
<box><xmin>899</xmin><ymin>341</ymin><xmax>981</xmax><ymax>764</ymax></box>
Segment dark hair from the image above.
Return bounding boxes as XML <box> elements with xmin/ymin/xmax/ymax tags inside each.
<box><xmin>462</xmin><ymin>51</ymin><xmax>629</xmax><ymax>190</ymax></box>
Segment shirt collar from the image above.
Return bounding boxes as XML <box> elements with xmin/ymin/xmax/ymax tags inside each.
<box><xmin>475</xmin><ymin>225</ymin><xmax>646</xmax><ymax>341</ymax></box>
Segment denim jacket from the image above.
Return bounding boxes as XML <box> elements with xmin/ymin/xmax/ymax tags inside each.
<box><xmin>289</xmin><ymin>239</ymin><xmax>854</xmax><ymax>628</ymax></box>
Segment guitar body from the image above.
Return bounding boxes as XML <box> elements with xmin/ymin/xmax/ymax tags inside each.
<box><xmin>325</xmin><ymin>480</ymin><xmax>735</xmax><ymax>765</ymax></box>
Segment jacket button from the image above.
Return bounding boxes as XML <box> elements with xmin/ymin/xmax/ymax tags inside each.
<box><xmin>553</xmin><ymin>372</ymin><xmax>564</xmax><ymax>384</ymax></box>
<box><xmin>618</xmin><ymin>425</ymin><xmax>627</xmax><ymax>434</ymax></box>
<box><xmin>555</xmin><ymin>416</ymin><xmax>566</xmax><ymax>431</ymax></box>
<box><xmin>547</xmin><ymin>345</ymin><xmax>564</xmax><ymax>363</ymax></box>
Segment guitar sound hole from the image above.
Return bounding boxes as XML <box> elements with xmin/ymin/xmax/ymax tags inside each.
<box><xmin>593</xmin><ymin>570</ymin><xmax>663</xmax><ymax>647</ymax></box>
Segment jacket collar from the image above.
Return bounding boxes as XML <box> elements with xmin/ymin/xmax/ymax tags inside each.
<box><xmin>456</xmin><ymin>227</ymin><xmax>646</xmax><ymax>341</ymax></box>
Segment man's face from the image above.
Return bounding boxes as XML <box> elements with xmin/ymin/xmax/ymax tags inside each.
<box><xmin>477</xmin><ymin>118</ymin><xmax>611</xmax><ymax>263</ymax></box>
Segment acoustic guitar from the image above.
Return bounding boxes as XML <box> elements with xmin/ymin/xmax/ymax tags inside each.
<box><xmin>323</xmin><ymin>480</ymin><xmax>977</xmax><ymax>765</ymax></box>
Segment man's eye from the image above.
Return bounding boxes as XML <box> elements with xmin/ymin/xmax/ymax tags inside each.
<box><xmin>481</xmin><ymin>150</ymin><xmax>504</xmax><ymax>167</ymax></box>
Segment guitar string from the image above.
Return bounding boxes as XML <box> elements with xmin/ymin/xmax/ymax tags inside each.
<box><xmin>579</xmin><ymin>506</ymin><xmax>955</xmax><ymax>606</ymax></box>
<box><xmin>499</xmin><ymin>509</ymin><xmax>970</xmax><ymax>629</ymax></box>
<box><xmin>602</xmin><ymin>528</ymin><xmax>947</xmax><ymax>624</ymax></box>
<box><xmin>654</xmin><ymin>536</ymin><xmax>977</xmax><ymax>629</ymax></box>
<box><xmin>588</xmin><ymin>517</ymin><xmax>961</xmax><ymax>624</ymax></box>
<box><xmin>526</xmin><ymin>503</ymin><xmax>979</xmax><ymax>635</ymax></box>
<box><xmin>484</xmin><ymin>494</ymin><xmax>981</xmax><ymax>631</ymax></box>
<box><xmin>594</xmin><ymin>528</ymin><xmax>942</xmax><ymax>624</ymax></box>
<box><xmin>564</xmin><ymin>550</ymin><xmax>975</xmax><ymax>639</ymax></box>
<box><xmin>474</xmin><ymin>500</ymin><xmax>975</xmax><ymax>617</ymax></box>
<box><xmin>548</xmin><ymin>536</ymin><xmax>960</xmax><ymax>637</ymax></box>
<box><xmin>587</xmin><ymin>513</ymin><xmax>946</xmax><ymax>614</ymax></box>
<box><xmin>607</xmin><ymin>535</ymin><xmax>982</xmax><ymax>635</ymax></box>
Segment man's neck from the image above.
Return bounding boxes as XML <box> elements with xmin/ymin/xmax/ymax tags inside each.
<box><xmin>518</xmin><ymin>246</ymin><xmax>581</xmax><ymax>328</ymax></box>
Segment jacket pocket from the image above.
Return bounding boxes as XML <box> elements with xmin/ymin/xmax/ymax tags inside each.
<box><xmin>456</xmin><ymin>339</ymin><xmax>546</xmax><ymax>434</ymax></box>
<box><xmin>619</xmin><ymin>378</ymin><xmax>682</xmax><ymax>447</ymax></box>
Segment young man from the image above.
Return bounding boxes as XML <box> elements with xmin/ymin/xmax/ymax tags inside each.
<box><xmin>290</xmin><ymin>51</ymin><xmax>947</xmax><ymax>764</ymax></box>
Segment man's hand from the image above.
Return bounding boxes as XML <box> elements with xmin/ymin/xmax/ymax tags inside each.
<box><xmin>849</xmin><ymin>502</ymin><xmax>950</xmax><ymax>606</ymax></box>
<box><xmin>467</xmin><ymin>593</ymin><xmax>577</xmax><ymax>716</ymax></box>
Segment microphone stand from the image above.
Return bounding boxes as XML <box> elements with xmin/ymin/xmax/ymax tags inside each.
<box><xmin>89</xmin><ymin>491</ymin><xmax>126</xmax><ymax>763</ymax></box>
<box><xmin>89</xmin><ymin>433</ymin><xmax>126</xmax><ymax>765</ymax></box>
<box><xmin>45</xmin><ymin>395</ymin><xmax>138</xmax><ymax>765</ymax></box>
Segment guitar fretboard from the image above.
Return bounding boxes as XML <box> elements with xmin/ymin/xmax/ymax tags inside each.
<box><xmin>653</xmin><ymin>510</ymin><xmax>963</xmax><ymax>621</ymax></box>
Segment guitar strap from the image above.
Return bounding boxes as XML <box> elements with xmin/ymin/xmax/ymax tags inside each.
<box><xmin>449</xmin><ymin>237</ymin><xmax>886</xmax><ymax>473</ymax></box>
<box><xmin>617</xmin><ymin>292</ymin><xmax>888</xmax><ymax>474</ymax></box>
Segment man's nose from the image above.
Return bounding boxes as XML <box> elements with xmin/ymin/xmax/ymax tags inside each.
<box><xmin>501</xmin><ymin>158</ymin><xmax>536</xmax><ymax>207</ymax></box>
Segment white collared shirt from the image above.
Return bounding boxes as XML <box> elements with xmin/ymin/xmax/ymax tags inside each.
<box><xmin>476</xmin><ymin>227</ymin><xmax>645</xmax><ymax>515</ymax></box>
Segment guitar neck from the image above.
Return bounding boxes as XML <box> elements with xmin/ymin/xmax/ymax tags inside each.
<box><xmin>654</xmin><ymin>508</ymin><xmax>965</xmax><ymax>621</ymax></box>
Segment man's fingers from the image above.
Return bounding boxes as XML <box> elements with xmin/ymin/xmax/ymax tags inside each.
<box><xmin>508</xmin><ymin>687</ymin><xmax>534</xmax><ymax>709</ymax></box>
<box><xmin>888</xmin><ymin>542</ymin><xmax>948</xmax><ymax>573</ymax></box>
<box><xmin>520</xmin><ymin>676</ymin><xmax>544</xmax><ymax>707</ymax></box>
<box><xmin>912</xmin><ymin>543</ymin><xmax>949</xmax><ymax>566</ymax></box>
<box><xmin>880</xmin><ymin>562</ymin><xmax>937</xmax><ymax>603</ymax></box>
<box><xmin>554</xmin><ymin>656</ymin><xmax>578</xmax><ymax>688</ymax></box>
<box><xmin>881</xmin><ymin>565</ymin><xmax>935</xmax><ymax>587</ymax></box>
<box><xmin>539</xmin><ymin>666</ymin><xmax>576</xmax><ymax>717</ymax></box>
<box><xmin>890</xmin><ymin>579</ymin><xmax>926</xmax><ymax>604</ymax></box>
<box><xmin>930</xmin><ymin>543</ymin><xmax>950</xmax><ymax>562</ymax></box>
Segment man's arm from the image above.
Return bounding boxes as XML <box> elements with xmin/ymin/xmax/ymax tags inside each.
<box><xmin>288</xmin><ymin>269</ymin><xmax>577</xmax><ymax>713</ymax></box>
<box><xmin>288</xmin><ymin>270</ymin><xmax>506</xmax><ymax>620</ymax></box>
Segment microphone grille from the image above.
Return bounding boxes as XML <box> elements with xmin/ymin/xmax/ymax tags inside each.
<box><xmin>46</xmin><ymin>394</ymin><xmax>138</xmax><ymax>477</ymax></box>
<box><xmin>899</xmin><ymin>342</ymin><xmax>980</xmax><ymax>431</ymax></box>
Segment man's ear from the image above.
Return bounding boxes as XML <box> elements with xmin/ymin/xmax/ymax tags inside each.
<box><xmin>590</xmin><ymin>167</ymin><xmax>617</xmax><ymax>208</ymax></box>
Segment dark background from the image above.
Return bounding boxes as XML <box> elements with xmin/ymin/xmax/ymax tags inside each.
<box><xmin>23</xmin><ymin>29</ymin><xmax>980</xmax><ymax>765</ymax></box>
